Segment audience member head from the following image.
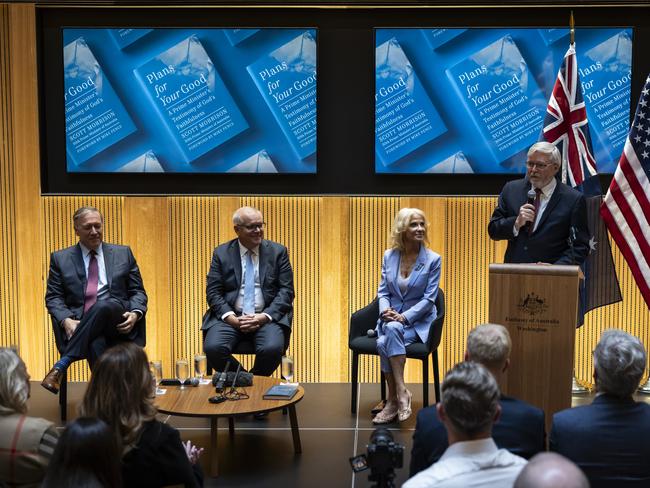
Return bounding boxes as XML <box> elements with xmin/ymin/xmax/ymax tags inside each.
<box><xmin>0</xmin><ymin>347</ymin><xmax>30</xmax><ymax>415</ymax></box>
<box><xmin>390</xmin><ymin>207</ymin><xmax>429</xmax><ymax>251</ymax></box>
<box><xmin>80</xmin><ymin>342</ymin><xmax>156</xmax><ymax>446</ymax></box>
<box><xmin>593</xmin><ymin>329</ymin><xmax>646</xmax><ymax>398</ymax></box>
<box><xmin>232</xmin><ymin>206</ymin><xmax>264</xmax><ymax>250</ymax></box>
<box><xmin>437</xmin><ymin>361</ymin><xmax>500</xmax><ymax>441</ymax></box>
<box><xmin>466</xmin><ymin>323</ymin><xmax>511</xmax><ymax>376</ymax></box>
<box><xmin>42</xmin><ymin>417</ymin><xmax>122</xmax><ymax>488</ymax></box>
<box><xmin>514</xmin><ymin>452</ymin><xmax>589</xmax><ymax>488</ymax></box>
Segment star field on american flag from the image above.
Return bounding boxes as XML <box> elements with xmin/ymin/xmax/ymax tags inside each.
<box><xmin>601</xmin><ymin>74</ymin><xmax>650</xmax><ymax>308</ymax></box>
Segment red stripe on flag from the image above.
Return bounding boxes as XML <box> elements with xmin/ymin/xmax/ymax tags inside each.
<box><xmin>618</xmin><ymin>154</ymin><xmax>650</xmax><ymax>226</ymax></box>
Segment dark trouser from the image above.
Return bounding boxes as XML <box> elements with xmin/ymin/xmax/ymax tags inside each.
<box><xmin>203</xmin><ymin>319</ymin><xmax>286</xmax><ymax>376</ymax></box>
<box><xmin>63</xmin><ymin>299</ymin><xmax>136</xmax><ymax>369</ymax></box>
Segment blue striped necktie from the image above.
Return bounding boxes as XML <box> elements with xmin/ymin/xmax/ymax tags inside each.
<box><xmin>243</xmin><ymin>250</ymin><xmax>256</xmax><ymax>314</ymax></box>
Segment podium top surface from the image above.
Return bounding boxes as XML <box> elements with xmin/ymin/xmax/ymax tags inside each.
<box><xmin>489</xmin><ymin>263</ymin><xmax>583</xmax><ymax>277</ymax></box>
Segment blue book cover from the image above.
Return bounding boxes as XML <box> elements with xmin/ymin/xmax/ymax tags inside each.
<box><xmin>228</xmin><ymin>150</ymin><xmax>278</xmax><ymax>173</ymax></box>
<box><xmin>445</xmin><ymin>35</ymin><xmax>545</xmax><ymax>165</ymax></box>
<box><xmin>247</xmin><ymin>30</ymin><xmax>317</xmax><ymax>161</ymax></box>
<box><xmin>64</xmin><ymin>37</ymin><xmax>137</xmax><ymax>168</ymax></box>
<box><xmin>425</xmin><ymin>151</ymin><xmax>473</xmax><ymax>173</ymax></box>
<box><xmin>538</xmin><ymin>29</ymin><xmax>570</xmax><ymax>46</ymax></box>
<box><xmin>375</xmin><ymin>37</ymin><xmax>447</xmax><ymax>166</ymax></box>
<box><xmin>579</xmin><ymin>30</ymin><xmax>633</xmax><ymax>173</ymax></box>
<box><xmin>223</xmin><ymin>29</ymin><xmax>260</xmax><ymax>46</ymax></box>
<box><xmin>133</xmin><ymin>35</ymin><xmax>249</xmax><ymax>164</ymax></box>
<box><xmin>117</xmin><ymin>150</ymin><xmax>164</xmax><ymax>172</ymax></box>
<box><xmin>108</xmin><ymin>28</ymin><xmax>153</xmax><ymax>49</ymax></box>
<box><xmin>421</xmin><ymin>29</ymin><xmax>466</xmax><ymax>50</ymax></box>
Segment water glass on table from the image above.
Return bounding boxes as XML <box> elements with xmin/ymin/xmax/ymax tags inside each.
<box><xmin>281</xmin><ymin>355</ymin><xmax>296</xmax><ymax>384</ymax></box>
<box><xmin>194</xmin><ymin>354</ymin><xmax>210</xmax><ymax>384</ymax></box>
<box><xmin>150</xmin><ymin>360</ymin><xmax>165</xmax><ymax>395</ymax></box>
<box><xmin>176</xmin><ymin>359</ymin><xmax>189</xmax><ymax>390</ymax></box>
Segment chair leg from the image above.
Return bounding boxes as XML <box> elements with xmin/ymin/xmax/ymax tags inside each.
<box><xmin>351</xmin><ymin>352</ymin><xmax>359</xmax><ymax>414</ymax></box>
<box><xmin>433</xmin><ymin>351</ymin><xmax>441</xmax><ymax>404</ymax></box>
<box><xmin>380</xmin><ymin>370</ymin><xmax>387</xmax><ymax>401</ymax></box>
<box><xmin>422</xmin><ymin>358</ymin><xmax>429</xmax><ymax>408</ymax></box>
<box><xmin>59</xmin><ymin>371</ymin><xmax>68</xmax><ymax>423</ymax></box>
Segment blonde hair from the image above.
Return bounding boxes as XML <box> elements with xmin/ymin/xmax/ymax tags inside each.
<box><xmin>467</xmin><ymin>323</ymin><xmax>512</xmax><ymax>370</ymax></box>
<box><xmin>390</xmin><ymin>208</ymin><xmax>429</xmax><ymax>251</ymax></box>
<box><xmin>0</xmin><ymin>347</ymin><xmax>29</xmax><ymax>415</ymax></box>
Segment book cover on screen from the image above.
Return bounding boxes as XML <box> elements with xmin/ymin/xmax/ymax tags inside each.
<box><xmin>133</xmin><ymin>35</ymin><xmax>249</xmax><ymax>164</ymax></box>
<box><xmin>247</xmin><ymin>30</ymin><xmax>317</xmax><ymax>161</ymax></box>
<box><xmin>578</xmin><ymin>30</ymin><xmax>632</xmax><ymax>173</ymax></box>
<box><xmin>420</xmin><ymin>29</ymin><xmax>467</xmax><ymax>50</ymax></box>
<box><xmin>117</xmin><ymin>150</ymin><xmax>164</xmax><ymax>172</ymax></box>
<box><xmin>64</xmin><ymin>37</ymin><xmax>137</xmax><ymax>168</ymax></box>
<box><xmin>223</xmin><ymin>29</ymin><xmax>260</xmax><ymax>46</ymax></box>
<box><xmin>375</xmin><ymin>37</ymin><xmax>447</xmax><ymax>167</ymax></box>
<box><xmin>537</xmin><ymin>29</ymin><xmax>570</xmax><ymax>46</ymax></box>
<box><xmin>228</xmin><ymin>150</ymin><xmax>278</xmax><ymax>173</ymax></box>
<box><xmin>108</xmin><ymin>28</ymin><xmax>153</xmax><ymax>49</ymax></box>
<box><xmin>445</xmin><ymin>35</ymin><xmax>545</xmax><ymax>166</ymax></box>
<box><xmin>425</xmin><ymin>151</ymin><xmax>473</xmax><ymax>173</ymax></box>
<box><xmin>263</xmin><ymin>384</ymin><xmax>298</xmax><ymax>400</ymax></box>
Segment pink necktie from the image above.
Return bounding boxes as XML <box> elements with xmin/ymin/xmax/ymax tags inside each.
<box><xmin>84</xmin><ymin>250</ymin><xmax>98</xmax><ymax>313</ymax></box>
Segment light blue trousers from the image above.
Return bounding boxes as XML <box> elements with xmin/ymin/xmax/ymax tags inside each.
<box><xmin>376</xmin><ymin>321</ymin><xmax>420</xmax><ymax>373</ymax></box>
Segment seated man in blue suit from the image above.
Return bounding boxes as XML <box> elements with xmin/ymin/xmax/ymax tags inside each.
<box><xmin>488</xmin><ymin>141</ymin><xmax>589</xmax><ymax>265</ymax></box>
<box><xmin>410</xmin><ymin>323</ymin><xmax>545</xmax><ymax>476</ymax></box>
<box><xmin>550</xmin><ymin>330</ymin><xmax>650</xmax><ymax>488</ymax></box>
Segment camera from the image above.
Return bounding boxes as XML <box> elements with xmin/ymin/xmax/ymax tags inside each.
<box><xmin>350</xmin><ymin>427</ymin><xmax>404</xmax><ymax>488</ymax></box>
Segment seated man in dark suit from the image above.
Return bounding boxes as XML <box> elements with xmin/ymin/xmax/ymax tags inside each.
<box><xmin>410</xmin><ymin>323</ymin><xmax>545</xmax><ymax>476</ymax></box>
<box><xmin>42</xmin><ymin>206</ymin><xmax>147</xmax><ymax>394</ymax></box>
<box><xmin>550</xmin><ymin>329</ymin><xmax>650</xmax><ymax>488</ymax></box>
<box><xmin>202</xmin><ymin>206</ymin><xmax>294</xmax><ymax>377</ymax></box>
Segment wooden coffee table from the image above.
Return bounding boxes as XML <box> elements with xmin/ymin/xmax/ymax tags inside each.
<box><xmin>154</xmin><ymin>375</ymin><xmax>304</xmax><ymax>477</ymax></box>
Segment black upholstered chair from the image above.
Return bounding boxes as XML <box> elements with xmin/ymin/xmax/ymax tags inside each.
<box><xmin>348</xmin><ymin>288</ymin><xmax>445</xmax><ymax>414</ymax></box>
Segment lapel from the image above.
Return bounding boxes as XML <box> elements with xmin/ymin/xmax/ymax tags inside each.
<box><xmin>258</xmin><ymin>240</ymin><xmax>268</xmax><ymax>286</ymax></box>
<box><xmin>389</xmin><ymin>250</ymin><xmax>403</xmax><ymax>299</ymax></box>
<box><xmin>534</xmin><ymin>181</ymin><xmax>563</xmax><ymax>233</ymax></box>
<box><xmin>405</xmin><ymin>244</ymin><xmax>427</xmax><ymax>295</ymax></box>
<box><xmin>102</xmin><ymin>243</ymin><xmax>113</xmax><ymax>288</ymax></box>
<box><xmin>230</xmin><ymin>240</ymin><xmax>242</xmax><ymax>286</ymax></box>
<box><xmin>72</xmin><ymin>244</ymin><xmax>87</xmax><ymax>290</ymax></box>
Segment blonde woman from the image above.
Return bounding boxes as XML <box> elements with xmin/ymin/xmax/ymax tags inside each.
<box><xmin>373</xmin><ymin>208</ymin><xmax>441</xmax><ymax>424</ymax></box>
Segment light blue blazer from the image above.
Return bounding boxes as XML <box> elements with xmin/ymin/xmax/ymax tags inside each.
<box><xmin>376</xmin><ymin>245</ymin><xmax>441</xmax><ymax>344</ymax></box>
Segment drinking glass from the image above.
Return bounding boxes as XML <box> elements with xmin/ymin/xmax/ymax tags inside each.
<box><xmin>175</xmin><ymin>359</ymin><xmax>189</xmax><ymax>390</ymax></box>
<box><xmin>150</xmin><ymin>360</ymin><xmax>164</xmax><ymax>395</ymax></box>
<box><xmin>194</xmin><ymin>354</ymin><xmax>208</xmax><ymax>384</ymax></box>
<box><xmin>281</xmin><ymin>355</ymin><xmax>294</xmax><ymax>384</ymax></box>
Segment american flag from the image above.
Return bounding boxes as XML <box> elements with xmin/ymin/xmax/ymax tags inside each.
<box><xmin>543</xmin><ymin>43</ymin><xmax>598</xmax><ymax>190</ymax></box>
<box><xmin>543</xmin><ymin>43</ymin><xmax>622</xmax><ymax>321</ymax></box>
<box><xmin>601</xmin><ymin>75</ymin><xmax>650</xmax><ymax>308</ymax></box>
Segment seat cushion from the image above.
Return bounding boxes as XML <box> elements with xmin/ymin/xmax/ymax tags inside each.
<box><xmin>349</xmin><ymin>336</ymin><xmax>379</xmax><ymax>354</ymax></box>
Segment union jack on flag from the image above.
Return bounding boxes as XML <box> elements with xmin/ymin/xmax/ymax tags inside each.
<box><xmin>543</xmin><ymin>44</ymin><xmax>598</xmax><ymax>189</ymax></box>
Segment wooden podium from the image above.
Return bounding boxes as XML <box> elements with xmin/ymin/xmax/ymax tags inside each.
<box><xmin>489</xmin><ymin>263</ymin><xmax>582</xmax><ymax>429</ymax></box>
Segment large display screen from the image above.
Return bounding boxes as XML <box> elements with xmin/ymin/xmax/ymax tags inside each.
<box><xmin>375</xmin><ymin>28</ymin><xmax>632</xmax><ymax>174</ymax></box>
<box><xmin>63</xmin><ymin>28</ymin><xmax>317</xmax><ymax>173</ymax></box>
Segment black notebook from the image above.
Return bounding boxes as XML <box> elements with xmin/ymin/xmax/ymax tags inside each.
<box><xmin>263</xmin><ymin>384</ymin><xmax>298</xmax><ymax>400</ymax></box>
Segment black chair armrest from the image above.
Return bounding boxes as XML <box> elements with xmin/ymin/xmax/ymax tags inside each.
<box><xmin>349</xmin><ymin>298</ymin><xmax>379</xmax><ymax>343</ymax></box>
<box><xmin>426</xmin><ymin>289</ymin><xmax>445</xmax><ymax>351</ymax></box>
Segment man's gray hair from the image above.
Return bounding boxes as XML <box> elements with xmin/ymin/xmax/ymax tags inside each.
<box><xmin>232</xmin><ymin>206</ymin><xmax>262</xmax><ymax>226</ymax></box>
<box><xmin>467</xmin><ymin>323</ymin><xmax>511</xmax><ymax>368</ymax></box>
<box><xmin>73</xmin><ymin>206</ymin><xmax>102</xmax><ymax>227</ymax></box>
<box><xmin>593</xmin><ymin>329</ymin><xmax>646</xmax><ymax>397</ymax></box>
<box><xmin>528</xmin><ymin>141</ymin><xmax>561</xmax><ymax>167</ymax></box>
<box><xmin>0</xmin><ymin>347</ymin><xmax>29</xmax><ymax>415</ymax></box>
<box><xmin>441</xmin><ymin>361</ymin><xmax>500</xmax><ymax>436</ymax></box>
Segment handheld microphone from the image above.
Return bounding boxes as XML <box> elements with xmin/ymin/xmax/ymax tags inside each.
<box><xmin>367</xmin><ymin>329</ymin><xmax>377</xmax><ymax>338</ymax></box>
<box><xmin>215</xmin><ymin>361</ymin><xmax>231</xmax><ymax>392</ymax></box>
<box><xmin>230</xmin><ymin>363</ymin><xmax>242</xmax><ymax>389</ymax></box>
<box><xmin>524</xmin><ymin>189</ymin><xmax>537</xmax><ymax>233</ymax></box>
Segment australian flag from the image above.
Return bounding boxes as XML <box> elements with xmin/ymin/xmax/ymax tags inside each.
<box><xmin>543</xmin><ymin>43</ymin><xmax>622</xmax><ymax>325</ymax></box>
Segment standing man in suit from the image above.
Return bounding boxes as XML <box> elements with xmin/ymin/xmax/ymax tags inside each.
<box><xmin>488</xmin><ymin>141</ymin><xmax>589</xmax><ymax>265</ymax></box>
<box><xmin>202</xmin><ymin>206</ymin><xmax>294</xmax><ymax>377</ymax></box>
<box><xmin>550</xmin><ymin>330</ymin><xmax>650</xmax><ymax>487</ymax></box>
<box><xmin>42</xmin><ymin>206</ymin><xmax>147</xmax><ymax>394</ymax></box>
<box><xmin>410</xmin><ymin>323</ymin><xmax>545</xmax><ymax>476</ymax></box>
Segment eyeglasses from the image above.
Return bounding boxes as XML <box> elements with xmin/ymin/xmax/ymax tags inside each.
<box><xmin>238</xmin><ymin>222</ymin><xmax>265</xmax><ymax>231</ymax></box>
<box><xmin>526</xmin><ymin>161</ymin><xmax>553</xmax><ymax>170</ymax></box>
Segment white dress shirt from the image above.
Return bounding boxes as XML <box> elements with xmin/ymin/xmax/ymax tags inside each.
<box><xmin>403</xmin><ymin>438</ymin><xmax>527</xmax><ymax>488</ymax></box>
<box><xmin>513</xmin><ymin>177</ymin><xmax>558</xmax><ymax>236</ymax></box>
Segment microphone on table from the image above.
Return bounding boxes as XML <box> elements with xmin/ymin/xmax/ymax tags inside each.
<box><xmin>230</xmin><ymin>363</ymin><xmax>242</xmax><ymax>389</ymax></box>
<box><xmin>524</xmin><ymin>188</ymin><xmax>537</xmax><ymax>233</ymax></box>
<box><xmin>215</xmin><ymin>361</ymin><xmax>231</xmax><ymax>393</ymax></box>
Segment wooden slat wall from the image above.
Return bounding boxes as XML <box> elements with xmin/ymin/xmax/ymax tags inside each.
<box><xmin>3</xmin><ymin>3</ymin><xmax>650</xmax><ymax>387</ymax></box>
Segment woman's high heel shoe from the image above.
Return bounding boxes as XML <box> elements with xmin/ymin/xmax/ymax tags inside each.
<box><xmin>398</xmin><ymin>390</ymin><xmax>412</xmax><ymax>422</ymax></box>
<box><xmin>372</xmin><ymin>403</ymin><xmax>398</xmax><ymax>424</ymax></box>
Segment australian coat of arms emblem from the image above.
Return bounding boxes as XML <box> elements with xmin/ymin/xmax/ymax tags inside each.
<box><xmin>517</xmin><ymin>293</ymin><xmax>548</xmax><ymax>316</ymax></box>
